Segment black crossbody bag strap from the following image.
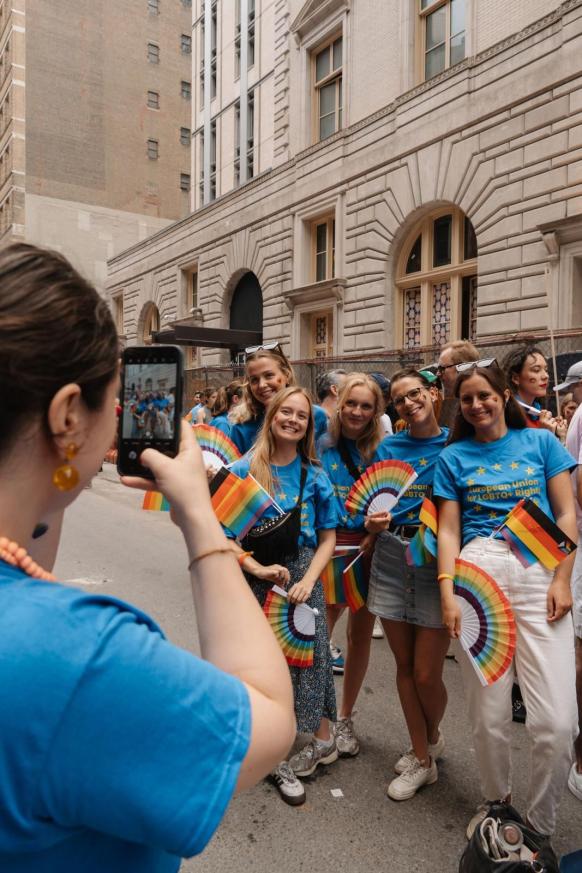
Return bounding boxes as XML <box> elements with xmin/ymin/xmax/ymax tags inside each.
<box><xmin>337</xmin><ymin>437</ymin><xmax>362</xmax><ymax>482</ymax></box>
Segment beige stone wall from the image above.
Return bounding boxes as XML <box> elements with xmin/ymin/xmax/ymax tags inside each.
<box><xmin>108</xmin><ymin>0</ymin><xmax>582</xmax><ymax>361</ymax></box>
<box><xmin>475</xmin><ymin>0</ymin><xmax>564</xmax><ymax>53</ymax></box>
<box><xmin>26</xmin><ymin>192</ymin><xmax>171</xmax><ymax>292</ymax></box>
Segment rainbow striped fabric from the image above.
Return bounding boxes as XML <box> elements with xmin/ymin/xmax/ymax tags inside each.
<box><xmin>210</xmin><ymin>468</ymin><xmax>274</xmax><ymax>539</ymax></box>
<box><xmin>497</xmin><ymin>498</ymin><xmax>576</xmax><ymax>570</ymax></box>
<box><xmin>142</xmin><ymin>491</ymin><xmax>170</xmax><ymax>512</ymax></box>
<box><xmin>321</xmin><ymin>549</ymin><xmax>367</xmax><ymax>611</ymax></box>
<box><xmin>405</xmin><ymin>493</ymin><xmax>438</xmax><ymax>567</ymax></box>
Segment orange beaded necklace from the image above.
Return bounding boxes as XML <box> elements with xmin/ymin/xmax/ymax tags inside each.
<box><xmin>0</xmin><ymin>536</ymin><xmax>55</xmax><ymax>581</ymax></box>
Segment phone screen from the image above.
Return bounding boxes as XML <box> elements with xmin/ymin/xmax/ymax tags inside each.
<box><xmin>118</xmin><ymin>346</ymin><xmax>183</xmax><ymax>478</ymax></box>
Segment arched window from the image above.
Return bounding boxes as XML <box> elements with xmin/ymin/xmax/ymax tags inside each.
<box><xmin>229</xmin><ymin>271</ymin><xmax>263</xmax><ymax>334</ymax></box>
<box><xmin>142</xmin><ymin>303</ymin><xmax>160</xmax><ymax>344</ymax></box>
<box><xmin>396</xmin><ymin>207</ymin><xmax>477</xmax><ymax>349</ymax></box>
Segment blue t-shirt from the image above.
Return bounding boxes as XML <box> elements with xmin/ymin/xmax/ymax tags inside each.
<box><xmin>226</xmin><ymin>455</ymin><xmax>338</xmax><ymax>549</ymax></box>
<box><xmin>0</xmin><ymin>564</ymin><xmax>250</xmax><ymax>873</ymax></box>
<box><xmin>230</xmin><ymin>406</ymin><xmax>328</xmax><ymax>456</ymax></box>
<box><xmin>320</xmin><ymin>438</ymin><xmax>393</xmax><ymax>531</ymax></box>
<box><xmin>378</xmin><ymin>428</ymin><xmax>449</xmax><ymax>525</ymax></box>
<box><xmin>209</xmin><ymin>412</ymin><xmax>232</xmax><ymax>437</ymax></box>
<box><xmin>433</xmin><ymin>427</ymin><xmax>575</xmax><ymax>545</ymax></box>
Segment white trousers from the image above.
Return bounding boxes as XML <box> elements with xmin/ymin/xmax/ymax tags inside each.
<box><xmin>459</xmin><ymin>537</ymin><xmax>578</xmax><ymax>835</ymax></box>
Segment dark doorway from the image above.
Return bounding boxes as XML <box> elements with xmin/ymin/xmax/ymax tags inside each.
<box><xmin>229</xmin><ymin>272</ymin><xmax>263</xmax><ymax>357</ymax></box>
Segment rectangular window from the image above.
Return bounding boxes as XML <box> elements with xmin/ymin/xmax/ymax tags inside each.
<box><xmin>210</xmin><ymin>0</ymin><xmax>217</xmax><ymax>99</ymax></box>
<box><xmin>234</xmin><ymin>101</ymin><xmax>240</xmax><ymax>185</ymax></box>
<box><xmin>234</xmin><ymin>0</ymin><xmax>241</xmax><ymax>78</ymax></box>
<box><xmin>147</xmin><ymin>138</ymin><xmax>159</xmax><ymax>159</ymax></box>
<box><xmin>433</xmin><ymin>214</ymin><xmax>452</xmax><ymax>267</ymax></box>
<box><xmin>181</xmin><ymin>0</ymin><xmax>192</xmax><ymax>7</ymax></box>
<box><xmin>248</xmin><ymin>0</ymin><xmax>255</xmax><ymax>68</ymax></box>
<box><xmin>180</xmin><ymin>172</ymin><xmax>191</xmax><ymax>191</ymax></box>
<box><xmin>312</xmin><ymin>216</ymin><xmax>335</xmax><ymax>282</ymax></box>
<box><xmin>310</xmin><ymin>311</ymin><xmax>333</xmax><ymax>358</ymax></box>
<box><xmin>147</xmin><ymin>42</ymin><xmax>160</xmax><ymax>63</ymax></box>
<box><xmin>461</xmin><ymin>275</ymin><xmax>478</xmax><ymax>340</ymax></box>
<box><xmin>314</xmin><ymin>36</ymin><xmax>342</xmax><ymax>142</ymax></box>
<box><xmin>147</xmin><ymin>90</ymin><xmax>160</xmax><ymax>109</ymax></box>
<box><xmin>404</xmin><ymin>287</ymin><xmax>422</xmax><ymax>349</ymax></box>
<box><xmin>246</xmin><ymin>92</ymin><xmax>254</xmax><ymax>181</ymax></box>
<box><xmin>210</xmin><ymin>119</ymin><xmax>217</xmax><ymax>200</ymax></box>
<box><xmin>200</xmin><ymin>20</ymin><xmax>205</xmax><ymax>103</ymax></box>
<box><xmin>431</xmin><ymin>281</ymin><xmax>451</xmax><ymax>345</ymax></box>
<box><xmin>199</xmin><ymin>130</ymin><xmax>205</xmax><ymax>204</ymax></box>
<box><xmin>114</xmin><ymin>296</ymin><xmax>124</xmax><ymax>333</ymax></box>
<box><xmin>421</xmin><ymin>0</ymin><xmax>465</xmax><ymax>81</ymax></box>
<box><xmin>180</xmin><ymin>126</ymin><xmax>190</xmax><ymax>146</ymax></box>
<box><xmin>148</xmin><ymin>0</ymin><xmax>159</xmax><ymax>14</ymax></box>
<box><xmin>181</xmin><ymin>34</ymin><xmax>192</xmax><ymax>54</ymax></box>
<box><xmin>181</xmin><ymin>80</ymin><xmax>191</xmax><ymax>99</ymax></box>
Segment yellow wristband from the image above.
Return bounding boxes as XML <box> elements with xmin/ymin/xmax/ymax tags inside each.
<box><xmin>237</xmin><ymin>550</ymin><xmax>253</xmax><ymax>566</ymax></box>
<box><xmin>437</xmin><ymin>573</ymin><xmax>455</xmax><ymax>583</ymax></box>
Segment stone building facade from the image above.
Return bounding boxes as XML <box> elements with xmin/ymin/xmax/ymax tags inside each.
<box><xmin>107</xmin><ymin>0</ymin><xmax>582</xmax><ymax>368</ymax></box>
<box><xmin>0</xmin><ymin>0</ymin><xmax>193</xmax><ymax>292</ymax></box>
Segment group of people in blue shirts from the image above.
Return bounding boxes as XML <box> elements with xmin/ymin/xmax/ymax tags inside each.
<box><xmin>209</xmin><ymin>341</ymin><xmax>579</xmax><ymax>849</ymax></box>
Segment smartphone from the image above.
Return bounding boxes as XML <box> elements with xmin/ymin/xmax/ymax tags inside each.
<box><xmin>117</xmin><ymin>345</ymin><xmax>184</xmax><ymax>479</ymax></box>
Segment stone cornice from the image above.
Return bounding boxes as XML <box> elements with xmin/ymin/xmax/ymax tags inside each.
<box><xmin>290</xmin><ymin>0</ymin><xmax>350</xmax><ymax>40</ymax></box>
<box><xmin>282</xmin><ymin>278</ymin><xmax>346</xmax><ymax>310</ymax></box>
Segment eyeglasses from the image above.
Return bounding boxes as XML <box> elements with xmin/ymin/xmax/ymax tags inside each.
<box><xmin>436</xmin><ymin>362</ymin><xmax>457</xmax><ymax>374</ymax></box>
<box><xmin>393</xmin><ymin>386</ymin><xmax>427</xmax><ymax>408</ymax></box>
<box><xmin>244</xmin><ymin>341</ymin><xmax>283</xmax><ymax>358</ymax></box>
<box><xmin>455</xmin><ymin>358</ymin><xmax>497</xmax><ymax>373</ymax></box>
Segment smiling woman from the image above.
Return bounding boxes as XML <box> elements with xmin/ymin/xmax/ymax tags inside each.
<box><xmin>366</xmin><ymin>368</ymin><xmax>450</xmax><ymax>802</ymax></box>
<box><xmin>434</xmin><ymin>363</ymin><xmax>578</xmax><ymax>838</ymax></box>
<box><xmin>224</xmin><ymin>387</ymin><xmax>339</xmax><ymax>807</ymax></box>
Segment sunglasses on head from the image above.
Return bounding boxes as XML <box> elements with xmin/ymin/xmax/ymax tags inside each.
<box><xmin>244</xmin><ymin>341</ymin><xmax>284</xmax><ymax>359</ymax></box>
<box><xmin>455</xmin><ymin>358</ymin><xmax>497</xmax><ymax>373</ymax></box>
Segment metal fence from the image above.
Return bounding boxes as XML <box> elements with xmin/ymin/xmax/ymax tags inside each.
<box><xmin>184</xmin><ymin>328</ymin><xmax>582</xmax><ymax>408</ymax></box>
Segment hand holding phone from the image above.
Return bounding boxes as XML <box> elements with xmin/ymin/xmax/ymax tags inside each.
<box><xmin>117</xmin><ymin>345</ymin><xmax>183</xmax><ymax>479</ymax></box>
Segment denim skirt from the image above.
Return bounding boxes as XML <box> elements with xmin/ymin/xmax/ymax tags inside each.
<box><xmin>367</xmin><ymin>530</ymin><xmax>443</xmax><ymax>628</ymax></box>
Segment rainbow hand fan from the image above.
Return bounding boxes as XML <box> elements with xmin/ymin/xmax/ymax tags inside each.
<box><xmin>263</xmin><ymin>585</ymin><xmax>316</xmax><ymax>668</ymax></box>
<box><xmin>345</xmin><ymin>460</ymin><xmax>417</xmax><ymax>516</ymax></box>
<box><xmin>142</xmin><ymin>491</ymin><xmax>170</xmax><ymax>512</ymax></box>
<box><xmin>191</xmin><ymin>424</ymin><xmax>241</xmax><ymax>468</ymax></box>
<box><xmin>454</xmin><ymin>559</ymin><xmax>516</xmax><ymax>687</ymax></box>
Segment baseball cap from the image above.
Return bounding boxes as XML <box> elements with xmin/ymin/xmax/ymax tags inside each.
<box><xmin>370</xmin><ymin>372</ymin><xmax>391</xmax><ymax>394</ymax></box>
<box><xmin>419</xmin><ymin>368</ymin><xmax>439</xmax><ymax>384</ymax></box>
<box><xmin>555</xmin><ymin>360</ymin><xmax>582</xmax><ymax>392</ymax></box>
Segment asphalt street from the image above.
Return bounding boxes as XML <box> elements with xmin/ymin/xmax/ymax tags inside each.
<box><xmin>54</xmin><ymin>466</ymin><xmax>582</xmax><ymax>873</ymax></box>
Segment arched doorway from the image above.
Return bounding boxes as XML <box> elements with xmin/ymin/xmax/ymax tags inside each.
<box><xmin>140</xmin><ymin>302</ymin><xmax>161</xmax><ymax>344</ymax></box>
<box><xmin>395</xmin><ymin>206</ymin><xmax>477</xmax><ymax>350</ymax></box>
<box><xmin>229</xmin><ymin>272</ymin><xmax>263</xmax><ymax>359</ymax></box>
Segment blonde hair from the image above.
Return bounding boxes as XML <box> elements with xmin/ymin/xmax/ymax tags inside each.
<box><xmin>249</xmin><ymin>386</ymin><xmax>318</xmax><ymax>496</ymax></box>
<box><xmin>328</xmin><ymin>373</ymin><xmax>384</xmax><ymax>462</ymax></box>
<box><xmin>231</xmin><ymin>348</ymin><xmax>296</xmax><ymax>424</ymax></box>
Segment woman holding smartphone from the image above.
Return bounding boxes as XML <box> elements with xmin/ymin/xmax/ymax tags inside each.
<box><xmin>0</xmin><ymin>242</ymin><xmax>296</xmax><ymax>872</ymax></box>
<box><xmin>229</xmin><ymin>344</ymin><xmax>328</xmax><ymax>454</ymax></box>
<box><xmin>433</xmin><ymin>363</ymin><xmax>577</xmax><ymax>839</ymax></box>
<box><xmin>320</xmin><ymin>373</ymin><xmax>389</xmax><ymax>757</ymax></box>
<box><xmin>228</xmin><ymin>387</ymin><xmax>338</xmax><ymax>806</ymax></box>
<box><xmin>367</xmin><ymin>369</ymin><xmax>449</xmax><ymax>802</ymax></box>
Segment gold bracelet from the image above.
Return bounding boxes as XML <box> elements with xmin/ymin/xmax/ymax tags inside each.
<box><xmin>188</xmin><ymin>547</ymin><xmax>235</xmax><ymax>572</ymax></box>
<box><xmin>437</xmin><ymin>573</ymin><xmax>455</xmax><ymax>583</ymax></box>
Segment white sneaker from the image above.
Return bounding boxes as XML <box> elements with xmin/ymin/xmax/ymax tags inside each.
<box><xmin>394</xmin><ymin>731</ymin><xmax>445</xmax><ymax>774</ymax></box>
<box><xmin>270</xmin><ymin>762</ymin><xmax>306</xmax><ymax>806</ymax></box>
<box><xmin>568</xmin><ymin>763</ymin><xmax>582</xmax><ymax>801</ymax></box>
<box><xmin>387</xmin><ymin>757</ymin><xmax>437</xmax><ymax>801</ymax></box>
<box><xmin>288</xmin><ymin>738</ymin><xmax>339</xmax><ymax>777</ymax></box>
<box><xmin>334</xmin><ymin>715</ymin><xmax>360</xmax><ymax>757</ymax></box>
<box><xmin>372</xmin><ymin>617</ymin><xmax>384</xmax><ymax>639</ymax></box>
